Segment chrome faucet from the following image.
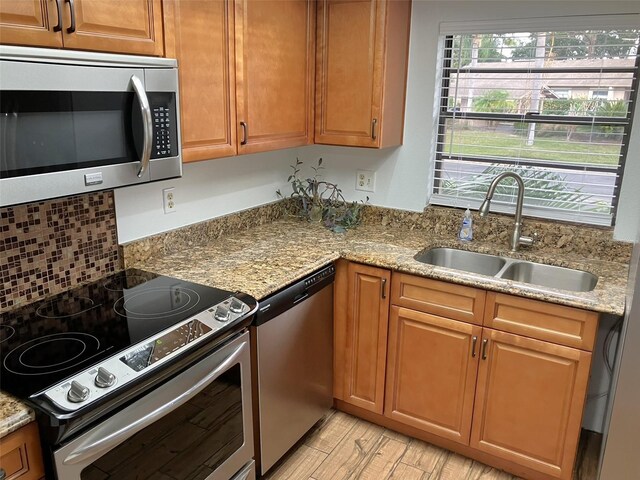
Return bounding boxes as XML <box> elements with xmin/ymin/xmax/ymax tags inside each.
<box><xmin>478</xmin><ymin>172</ymin><xmax>534</xmax><ymax>252</ymax></box>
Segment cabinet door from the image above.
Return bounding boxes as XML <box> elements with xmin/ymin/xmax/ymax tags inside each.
<box><xmin>385</xmin><ymin>307</ymin><xmax>481</xmax><ymax>444</ymax></box>
<box><xmin>0</xmin><ymin>422</ymin><xmax>45</xmax><ymax>480</ymax></box>
<box><xmin>471</xmin><ymin>328</ymin><xmax>591</xmax><ymax>480</ymax></box>
<box><xmin>0</xmin><ymin>0</ymin><xmax>63</xmax><ymax>48</ymax></box>
<box><xmin>164</xmin><ymin>0</ymin><xmax>236</xmax><ymax>162</ymax></box>
<box><xmin>334</xmin><ymin>261</ymin><xmax>390</xmax><ymax>414</ymax></box>
<box><xmin>234</xmin><ymin>0</ymin><xmax>315</xmax><ymax>154</ymax></box>
<box><xmin>61</xmin><ymin>0</ymin><xmax>163</xmax><ymax>55</ymax></box>
<box><xmin>315</xmin><ymin>0</ymin><xmax>383</xmax><ymax>147</ymax></box>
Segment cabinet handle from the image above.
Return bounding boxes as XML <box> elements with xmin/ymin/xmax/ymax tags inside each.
<box><xmin>53</xmin><ymin>0</ymin><xmax>63</xmax><ymax>32</ymax></box>
<box><xmin>371</xmin><ymin>118</ymin><xmax>378</xmax><ymax>140</ymax></box>
<box><xmin>481</xmin><ymin>339</ymin><xmax>489</xmax><ymax>360</ymax></box>
<box><xmin>240</xmin><ymin>121</ymin><xmax>248</xmax><ymax>145</ymax></box>
<box><xmin>471</xmin><ymin>336</ymin><xmax>478</xmax><ymax>357</ymax></box>
<box><xmin>381</xmin><ymin>278</ymin><xmax>387</xmax><ymax>299</ymax></box>
<box><xmin>0</xmin><ymin>467</ymin><xmax>5</xmax><ymax>480</ymax></box>
<box><xmin>66</xmin><ymin>0</ymin><xmax>76</xmax><ymax>34</ymax></box>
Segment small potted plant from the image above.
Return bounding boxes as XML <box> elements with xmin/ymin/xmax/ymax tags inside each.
<box><xmin>277</xmin><ymin>158</ymin><xmax>367</xmax><ymax>233</ymax></box>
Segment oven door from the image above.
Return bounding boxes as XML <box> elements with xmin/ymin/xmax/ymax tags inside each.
<box><xmin>52</xmin><ymin>332</ymin><xmax>253</xmax><ymax>480</ymax></box>
<box><xmin>0</xmin><ymin>58</ymin><xmax>181</xmax><ymax>206</ymax></box>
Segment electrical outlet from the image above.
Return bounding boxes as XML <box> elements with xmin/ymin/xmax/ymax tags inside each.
<box><xmin>356</xmin><ymin>170</ymin><xmax>376</xmax><ymax>192</ymax></box>
<box><xmin>163</xmin><ymin>187</ymin><xmax>176</xmax><ymax>214</ymax></box>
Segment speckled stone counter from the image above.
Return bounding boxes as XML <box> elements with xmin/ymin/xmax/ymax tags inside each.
<box><xmin>123</xmin><ymin>216</ymin><xmax>629</xmax><ymax>316</ymax></box>
<box><xmin>2</xmin><ymin>203</ymin><xmax>631</xmax><ymax>436</ymax></box>
<box><xmin>0</xmin><ymin>391</ymin><xmax>35</xmax><ymax>439</ymax></box>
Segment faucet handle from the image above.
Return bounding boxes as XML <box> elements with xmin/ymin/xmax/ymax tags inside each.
<box><xmin>519</xmin><ymin>231</ymin><xmax>538</xmax><ymax>247</ymax></box>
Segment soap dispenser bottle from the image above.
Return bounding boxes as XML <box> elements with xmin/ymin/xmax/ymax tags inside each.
<box><xmin>459</xmin><ymin>206</ymin><xmax>473</xmax><ymax>242</ymax></box>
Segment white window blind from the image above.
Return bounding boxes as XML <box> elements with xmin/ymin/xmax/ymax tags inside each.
<box><xmin>432</xmin><ymin>24</ymin><xmax>640</xmax><ymax>226</ymax></box>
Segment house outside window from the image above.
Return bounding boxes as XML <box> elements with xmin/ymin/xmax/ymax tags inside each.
<box><xmin>590</xmin><ymin>89</ymin><xmax>611</xmax><ymax>100</ymax></box>
<box><xmin>432</xmin><ymin>22</ymin><xmax>640</xmax><ymax>226</ymax></box>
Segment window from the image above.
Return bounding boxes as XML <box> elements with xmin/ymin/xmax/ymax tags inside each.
<box><xmin>432</xmin><ymin>26</ymin><xmax>640</xmax><ymax>226</ymax></box>
<box><xmin>590</xmin><ymin>89</ymin><xmax>610</xmax><ymax>100</ymax></box>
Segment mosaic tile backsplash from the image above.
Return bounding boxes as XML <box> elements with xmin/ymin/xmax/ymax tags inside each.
<box><xmin>0</xmin><ymin>191</ymin><xmax>119</xmax><ymax>313</ymax></box>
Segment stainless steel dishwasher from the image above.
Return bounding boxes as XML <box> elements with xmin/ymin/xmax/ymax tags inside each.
<box><xmin>250</xmin><ymin>264</ymin><xmax>334</xmax><ymax>476</ymax></box>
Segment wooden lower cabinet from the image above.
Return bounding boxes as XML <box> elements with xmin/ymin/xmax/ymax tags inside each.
<box><xmin>471</xmin><ymin>328</ymin><xmax>592</xmax><ymax>480</ymax></box>
<box><xmin>334</xmin><ymin>261</ymin><xmax>390</xmax><ymax>414</ymax></box>
<box><xmin>385</xmin><ymin>306</ymin><xmax>481</xmax><ymax>444</ymax></box>
<box><xmin>334</xmin><ymin>265</ymin><xmax>598</xmax><ymax>480</ymax></box>
<box><xmin>0</xmin><ymin>422</ymin><xmax>45</xmax><ymax>480</ymax></box>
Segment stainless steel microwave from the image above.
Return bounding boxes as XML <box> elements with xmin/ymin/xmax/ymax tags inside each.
<box><xmin>0</xmin><ymin>46</ymin><xmax>182</xmax><ymax>207</ymax></box>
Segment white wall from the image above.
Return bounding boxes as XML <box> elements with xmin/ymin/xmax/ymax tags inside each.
<box><xmin>115</xmin><ymin>0</ymin><xmax>640</xmax><ymax>243</ymax></box>
<box><xmin>115</xmin><ymin>149</ymin><xmax>295</xmax><ymax>243</ymax></box>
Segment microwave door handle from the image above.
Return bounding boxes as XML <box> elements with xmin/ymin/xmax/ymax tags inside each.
<box><xmin>62</xmin><ymin>342</ymin><xmax>246</xmax><ymax>466</ymax></box>
<box><xmin>130</xmin><ymin>75</ymin><xmax>152</xmax><ymax>178</ymax></box>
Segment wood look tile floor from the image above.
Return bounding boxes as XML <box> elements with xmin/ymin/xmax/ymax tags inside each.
<box><xmin>264</xmin><ymin>410</ymin><xmax>600</xmax><ymax>480</ymax></box>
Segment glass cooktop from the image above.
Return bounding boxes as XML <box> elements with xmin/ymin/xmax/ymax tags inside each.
<box><xmin>0</xmin><ymin>269</ymin><xmax>240</xmax><ymax>398</ymax></box>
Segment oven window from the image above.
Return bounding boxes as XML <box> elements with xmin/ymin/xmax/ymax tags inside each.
<box><xmin>0</xmin><ymin>91</ymin><xmax>140</xmax><ymax>179</ymax></box>
<box><xmin>80</xmin><ymin>364</ymin><xmax>244</xmax><ymax>479</ymax></box>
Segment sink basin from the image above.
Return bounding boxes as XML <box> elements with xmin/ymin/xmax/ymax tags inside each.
<box><xmin>414</xmin><ymin>248</ymin><xmax>507</xmax><ymax>276</ymax></box>
<box><xmin>413</xmin><ymin>247</ymin><xmax>599</xmax><ymax>292</ymax></box>
<box><xmin>499</xmin><ymin>261</ymin><xmax>598</xmax><ymax>292</ymax></box>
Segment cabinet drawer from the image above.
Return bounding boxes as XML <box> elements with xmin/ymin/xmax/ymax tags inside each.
<box><xmin>0</xmin><ymin>422</ymin><xmax>44</xmax><ymax>480</ymax></box>
<box><xmin>484</xmin><ymin>292</ymin><xmax>599</xmax><ymax>350</ymax></box>
<box><xmin>391</xmin><ymin>273</ymin><xmax>485</xmax><ymax>325</ymax></box>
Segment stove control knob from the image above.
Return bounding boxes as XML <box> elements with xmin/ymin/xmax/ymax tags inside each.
<box><xmin>95</xmin><ymin>367</ymin><xmax>116</xmax><ymax>388</ymax></box>
<box><xmin>67</xmin><ymin>380</ymin><xmax>90</xmax><ymax>403</ymax></box>
<box><xmin>214</xmin><ymin>305</ymin><xmax>230</xmax><ymax>322</ymax></box>
<box><xmin>229</xmin><ymin>298</ymin><xmax>244</xmax><ymax>314</ymax></box>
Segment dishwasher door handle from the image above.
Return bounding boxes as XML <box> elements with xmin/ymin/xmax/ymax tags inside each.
<box><xmin>293</xmin><ymin>292</ymin><xmax>309</xmax><ymax>305</ymax></box>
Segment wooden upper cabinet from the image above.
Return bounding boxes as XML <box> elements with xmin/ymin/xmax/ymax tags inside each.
<box><xmin>61</xmin><ymin>0</ymin><xmax>164</xmax><ymax>55</ymax></box>
<box><xmin>470</xmin><ymin>328</ymin><xmax>592</xmax><ymax>480</ymax></box>
<box><xmin>0</xmin><ymin>0</ymin><xmax>164</xmax><ymax>55</ymax></box>
<box><xmin>315</xmin><ymin>0</ymin><xmax>411</xmax><ymax>148</ymax></box>
<box><xmin>0</xmin><ymin>0</ymin><xmax>63</xmax><ymax>48</ymax></box>
<box><xmin>234</xmin><ymin>0</ymin><xmax>315</xmax><ymax>154</ymax></box>
<box><xmin>164</xmin><ymin>0</ymin><xmax>236</xmax><ymax>162</ymax></box>
<box><xmin>334</xmin><ymin>261</ymin><xmax>390</xmax><ymax>414</ymax></box>
<box><xmin>385</xmin><ymin>307</ymin><xmax>481</xmax><ymax>444</ymax></box>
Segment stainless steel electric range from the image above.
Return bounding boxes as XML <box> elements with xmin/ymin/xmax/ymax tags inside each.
<box><xmin>0</xmin><ymin>268</ymin><xmax>258</xmax><ymax>480</ymax></box>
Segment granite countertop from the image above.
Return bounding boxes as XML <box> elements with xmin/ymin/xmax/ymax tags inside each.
<box><xmin>0</xmin><ymin>391</ymin><xmax>35</xmax><ymax>439</ymax></box>
<box><xmin>128</xmin><ymin>218</ymin><xmax>628</xmax><ymax>315</ymax></box>
<box><xmin>1</xmin><ymin>216</ymin><xmax>629</xmax><ymax>438</ymax></box>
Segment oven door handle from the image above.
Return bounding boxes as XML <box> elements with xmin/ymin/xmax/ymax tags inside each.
<box><xmin>130</xmin><ymin>74</ymin><xmax>153</xmax><ymax>178</ymax></box>
<box><xmin>61</xmin><ymin>341</ymin><xmax>246</xmax><ymax>466</ymax></box>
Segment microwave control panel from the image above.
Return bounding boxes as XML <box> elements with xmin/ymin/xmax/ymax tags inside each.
<box><xmin>149</xmin><ymin>93</ymin><xmax>178</xmax><ymax>159</ymax></box>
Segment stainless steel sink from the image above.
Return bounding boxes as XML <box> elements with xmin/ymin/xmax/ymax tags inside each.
<box><xmin>414</xmin><ymin>247</ymin><xmax>598</xmax><ymax>292</ymax></box>
<box><xmin>499</xmin><ymin>261</ymin><xmax>598</xmax><ymax>292</ymax></box>
<box><xmin>414</xmin><ymin>248</ymin><xmax>507</xmax><ymax>276</ymax></box>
